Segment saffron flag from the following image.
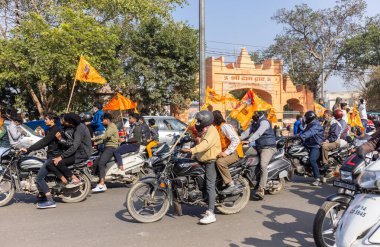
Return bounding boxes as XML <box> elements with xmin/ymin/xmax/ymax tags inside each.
<box><xmin>0</xmin><ymin>112</ymin><xmax>3</xmax><ymax>128</ymax></box>
<box><xmin>206</xmin><ymin>87</ymin><xmax>239</xmax><ymax>104</ymax></box>
<box><xmin>75</xmin><ymin>55</ymin><xmax>107</xmax><ymax>84</ymax></box>
<box><xmin>229</xmin><ymin>89</ymin><xmax>256</xmax><ymax>130</ymax></box>
<box><xmin>351</xmin><ymin>103</ymin><xmax>364</xmax><ymax>131</ymax></box>
<box><xmin>103</xmin><ymin>93</ymin><xmax>137</xmax><ymax>111</ymax></box>
<box><xmin>314</xmin><ymin>103</ymin><xmax>327</xmax><ymax>118</ymax></box>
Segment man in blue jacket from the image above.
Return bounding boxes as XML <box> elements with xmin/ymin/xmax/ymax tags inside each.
<box><xmin>299</xmin><ymin>111</ymin><xmax>325</xmax><ymax>186</ymax></box>
<box><xmin>293</xmin><ymin>115</ymin><xmax>304</xmax><ymax>135</ymax></box>
<box><xmin>321</xmin><ymin>110</ymin><xmax>344</xmax><ymax>167</ymax></box>
<box><xmin>86</xmin><ymin>102</ymin><xmax>105</xmax><ymax>150</ymax></box>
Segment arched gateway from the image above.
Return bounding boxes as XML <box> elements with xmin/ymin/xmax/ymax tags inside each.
<box><xmin>206</xmin><ymin>48</ymin><xmax>314</xmax><ymax>123</ymax></box>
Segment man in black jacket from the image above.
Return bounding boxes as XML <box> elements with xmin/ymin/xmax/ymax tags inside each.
<box><xmin>52</xmin><ymin>113</ymin><xmax>92</xmax><ymax>189</ymax></box>
<box><xmin>20</xmin><ymin>113</ymin><xmax>62</xmax><ymax>209</ymax></box>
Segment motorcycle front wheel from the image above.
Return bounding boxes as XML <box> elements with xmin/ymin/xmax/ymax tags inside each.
<box><xmin>0</xmin><ymin>178</ymin><xmax>15</xmax><ymax>207</ymax></box>
<box><xmin>313</xmin><ymin>201</ymin><xmax>346</xmax><ymax>247</ymax></box>
<box><xmin>126</xmin><ymin>182</ymin><xmax>170</xmax><ymax>223</ymax></box>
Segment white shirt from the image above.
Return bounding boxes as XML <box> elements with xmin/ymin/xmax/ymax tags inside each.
<box><xmin>342</xmin><ymin>111</ymin><xmax>348</xmax><ymax>124</ymax></box>
<box><xmin>7</xmin><ymin>121</ymin><xmax>22</xmax><ymax>147</ymax></box>
<box><xmin>220</xmin><ymin>123</ymin><xmax>240</xmax><ymax>156</ymax></box>
<box><xmin>359</xmin><ymin>104</ymin><xmax>367</xmax><ymax>120</ymax></box>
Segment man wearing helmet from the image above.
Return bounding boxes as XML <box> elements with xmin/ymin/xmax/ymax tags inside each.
<box><xmin>321</xmin><ymin>109</ymin><xmax>345</xmax><ymax>168</ymax></box>
<box><xmin>182</xmin><ymin>110</ymin><xmax>221</xmax><ymax>224</ymax></box>
<box><xmin>240</xmin><ymin>111</ymin><xmax>277</xmax><ymax>199</ymax></box>
<box><xmin>299</xmin><ymin>111</ymin><xmax>324</xmax><ymax>186</ymax></box>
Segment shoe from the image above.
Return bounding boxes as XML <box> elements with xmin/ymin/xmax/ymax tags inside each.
<box><xmin>92</xmin><ymin>184</ymin><xmax>107</xmax><ymax>193</ymax></box>
<box><xmin>112</xmin><ymin>169</ymin><xmax>126</xmax><ymax>176</ymax></box>
<box><xmin>311</xmin><ymin>178</ymin><xmax>322</xmax><ymax>187</ymax></box>
<box><xmin>199</xmin><ymin>210</ymin><xmax>216</xmax><ymax>225</ymax></box>
<box><xmin>255</xmin><ymin>187</ymin><xmax>265</xmax><ymax>200</ymax></box>
<box><xmin>221</xmin><ymin>184</ymin><xmax>238</xmax><ymax>195</ymax></box>
<box><xmin>65</xmin><ymin>180</ymin><xmax>83</xmax><ymax>189</ymax></box>
<box><xmin>36</xmin><ymin>194</ymin><xmax>47</xmax><ymax>203</ymax></box>
<box><xmin>37</xmin><ymin>200</ymin><xmax>56</xmax><ymax>209</ymax></box>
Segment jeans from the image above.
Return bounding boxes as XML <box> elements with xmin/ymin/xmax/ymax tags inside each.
<box><xmin>113</xmin><ymin>143</ymin><xmax>139</xmax><ymax>166</ymax></box>
<box><xmin>37</xmin><ymin>159</ymin><xmax>53</xmax><ymax>194</ymax></box>
<box><xmin>309</xmin><ymin>147</ymin><xmax>321</xmax><ymax>179</ymax></box>
<box><xmin>361</xmin><ymin>119</ymin><xmax>368</xmax><ymax>134</ymax></box>
<box><xmin>93</xmin><ymin>147</ymin><xmax>116</xmax><ymax>179</ymax></box>
<box><xmin>205</xmin><ymin>161</ymin><xmax>217</xmax><ymax>212</ymax></box>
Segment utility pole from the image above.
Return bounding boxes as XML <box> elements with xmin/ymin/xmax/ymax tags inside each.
<box><xmin>321</xmin><ymin>51</ymin><xmax>324</xmax><ymax>99</ymax></box>
<box><xmin>199</xmin><ymin>0</ymin><xmax>206</xmax><ymax>108</ymax></box>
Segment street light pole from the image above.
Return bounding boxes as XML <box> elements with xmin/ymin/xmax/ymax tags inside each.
<box><xmin>199</xmin><ymin>0</ymin><xmax>206</xmax><ymax>108</ymax></box>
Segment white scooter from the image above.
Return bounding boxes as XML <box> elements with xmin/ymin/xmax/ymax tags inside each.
<box><xmin>88</xmin><ymin>145</ymin><xmax>152</xmax><ymax>184</ymax></box>
<box><xmin>336</xmin><ymin>158</ymin><xmax>380</xmax><ymax>247</ymax></box>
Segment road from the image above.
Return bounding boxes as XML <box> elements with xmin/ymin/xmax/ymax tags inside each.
<box><xmin>0</xmin><ymin>177</ymin><xmax>336</xmax><ymax>247</ymax></box>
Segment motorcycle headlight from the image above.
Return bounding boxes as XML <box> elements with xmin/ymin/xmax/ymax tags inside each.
<box><xmin>369</xmin><ymin>226</ymin><xmax>380</xmax><ymax>244</ymax></box>
<box><xmin>358</xmin><ymin>171</ymin><xmax>380</xmax><ymax>189</ymax></box>
<box><xmin>340</xmin><ymin>170</ymin><xmax>353</xmax><ymax>182</ymax></box>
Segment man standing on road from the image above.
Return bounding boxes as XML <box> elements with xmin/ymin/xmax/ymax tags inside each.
<box><xmin>181</xmin><ymin>111</ymin><xmax>221</xmax><ymax>225</ymax></box>
<box><xmin>359</xmin><ymin>99</ymin><xmax>368</xmax><ymax>133</ymax></box>
<box><xmin>241</xmin><ymin>111</ymin><xmax>277</xmax><ymax>200</ymax></box>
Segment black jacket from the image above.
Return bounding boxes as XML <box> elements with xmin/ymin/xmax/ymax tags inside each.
<box><xmin>140</xmin><ymin>122</ymin><xmax>151</xmax><ymax>145</ymax></box>
<box><xmin>28</xmin><ymin>125</ymin><xmax>62</xmax><ymax>158</ymax></box>
<box><xmin>58</xmin><ymin>127</ymin><xmax>74</xmax><ymax>150</ymax></box>
<box><xmin>61</xmin><ymin>123</ymin><xmax>92</xmax><ymax>163</ymax></box>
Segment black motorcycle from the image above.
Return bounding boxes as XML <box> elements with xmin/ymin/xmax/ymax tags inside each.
<box><xmin>285</xmin><ymin>137</ymin><xmax>353</xmax><ymax>182</ymax></box>
<box><xmin>0</xmin><ymin>148</ymin><xmax>92</xmax><ymax>207</ymax></box>
<box><xmin>313</xmin><ymin>152</ymin><xmax>373</xmax><ymax>247</ymax></box>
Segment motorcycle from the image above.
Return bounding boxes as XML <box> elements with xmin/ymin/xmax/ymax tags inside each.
<box><xmin>285</xmin><ymin>137</ymin><xmax>354</xmax><ymax>182</ymax></box>
<box><xmin>335</xmin><ymin>157</ymin><xmax>380</xmax><ymax>247</ymax></box>
<box><xmin>0</xmin><ymin>148</ymin><xmax>92</xmax><ymax>207</ymax></box>
<box><xmin>88</xmin><ymin>145</ymin><xmax>153</xmax><ymax>184</ymax></box>
<box><xmin>313</xmin><ymin>152</ymin><xmax>374</xmax><ymax>247</ymax></box>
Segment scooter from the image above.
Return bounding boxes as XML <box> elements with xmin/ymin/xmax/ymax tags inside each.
<box><xmin>335</xmin><ymin>157</ymin><xmax>380</xmax><ymax>247</ymax></box>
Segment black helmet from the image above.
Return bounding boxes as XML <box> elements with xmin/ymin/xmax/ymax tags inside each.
<box><xmin>79</xmin><ymin>112</ymin><xmax>92</xmax><ymax>122</ymax></box>
<box><xmin>252</xmin><ymin>111</ymin><xmax>265</xmax><ymax>122</ymax></box>
<box><xmin>304</xmin><ymin>111</ymin><xmax>317</xmax><ymax>125</ymax></box>
<box><xmin>195</xmin><ymin>111</ymin><xmax>214</xmax><ymax>132</ymax></box>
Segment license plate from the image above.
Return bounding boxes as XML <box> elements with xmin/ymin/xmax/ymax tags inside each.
<box><xmin>333</xmin><ymin>180</ymin><xmax>356</xmax><ymax>191</ymax></box>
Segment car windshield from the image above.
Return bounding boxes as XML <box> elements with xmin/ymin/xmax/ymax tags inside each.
<box><xmin>162</xmin><ymin>119</ymin><xmax>186</xmax><ymax>131</ymax></box>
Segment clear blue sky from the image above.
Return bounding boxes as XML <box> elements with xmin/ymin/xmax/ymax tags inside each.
<box><xmin>172</xmin><ymin>0</ymin><xmax>380</xmax><ymax>92</ymax></box>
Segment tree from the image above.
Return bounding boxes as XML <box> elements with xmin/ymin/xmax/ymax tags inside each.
<box><xmin>121</xmin><ymin>17</ymin><xmax>198</xmax><ymax>114</ymax></box>
<box><xmin>267</xmin><ymin>0</ymin><xmax>367</xmax><ymax>95</ymax></box>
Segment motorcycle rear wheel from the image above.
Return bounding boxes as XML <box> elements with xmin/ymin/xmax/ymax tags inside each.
<box><xmin>126</xmin><ymin>182</ymin><xmax>170</xmax><ymax>223</ymax></box>
<box><xmin>216</xmin><ymin>177</ymin><xmax>250</xmax><ymax>215</ymax></box>
<box><xmin>267</xmin><ymin>178</ymin><xmax>285</xmax><ymax>195</ymax></box>
<box><xmin>313</xmin><ymin>200</ymin><xmax>346</xmax><ymax>247</ymax></box>
<box><xmin>60</xmin><ymin>172</ymin><xmax>91</xmax><ymax>203</ymax></box>
<box><xmin>0</xmin><ymin>178</ymin><xmax>15</xmax><ymax>207</ymax></box>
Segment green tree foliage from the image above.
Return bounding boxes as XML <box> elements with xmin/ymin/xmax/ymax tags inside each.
<box><xmin>266</xmin><ymin>0</ymin><xmax>366</xmax><ymax>95</ymax></box>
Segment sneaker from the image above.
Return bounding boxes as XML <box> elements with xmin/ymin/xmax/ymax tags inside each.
<box><xmin>37</xmin><ymin>200</ymin><xmax>56</xmax><ymax>209</ymax></box>
<box><xmin>255</xmin><ymin>187</ymin><xmax>265</xmax><ymax>200</ymax></box>
<box><xmin>112</xmin><ymin>169</ymin><xmax>126</xmax><ymax>176</ymax></box>
<box><xmin>221</xmin><ymin>184</ymin><xmax>238</xmax><ymax>195</ymax></box>
<box><xmin>65</xmin><ymin>180</ymin><xmax>83</xmax><ymax>189</ymax></box>
<box><xmin>311</xmin><ymin>178</ymin><xmax>322</xmax><ymax>187</ymax></box>
<box><xmin>199</xmin><ymin>210</ymin><xmax>216</xmax><ymax>225</ymax></box>
<box><xmin>92</xmin><ymin>184</ymin><xmax>107</xmax><ymax>193</ymax></box>
<box><xmin>36</xmin><ymin>194</ymin><xmax>47</xmax><ymax>203</ymax></box>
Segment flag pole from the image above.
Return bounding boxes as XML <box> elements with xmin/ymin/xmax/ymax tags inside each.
<box><xmin>66</xmin><ymin>79</ymin><xmax>77</xmax><ymax>112</ymax></box>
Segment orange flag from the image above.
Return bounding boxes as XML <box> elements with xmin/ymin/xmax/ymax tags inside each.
<box><xmin>314</xmin><ymin>103</ymin><xmax>327</xmax><ymax>118</ymax></box>
<box><xmin>206</xmin><ymin>87</ymin><xmax>239</xmax><ymax>104</ymax></box>
<box><xmin>103</xmin><ymin>93</ymin><xmax>137</xmax><ymax>111</ymax></box>
<box><xmin>351</xmin><ymin>103</ymin><xmax>364</xmax><ymax>131</ymax></box>
<box><xmin>0</xmin><ymin>112</ymin><xmax>3</xmax><ymax>128</ymax></box>
<box><xmin>75</xmin><ymin>55</ymin><xmax>106</xmax><ymax>84</ymax></box>
<box><xmin>229</xmin><ymin>89</ymin><xmax>256</xmax><ymax>130</ymax></box>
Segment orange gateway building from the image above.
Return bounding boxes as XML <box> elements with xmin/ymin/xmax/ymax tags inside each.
<box><xmin>206</xmin><ymin>48</ymin><xmax>314</xmax><ymax>123</ymax></box>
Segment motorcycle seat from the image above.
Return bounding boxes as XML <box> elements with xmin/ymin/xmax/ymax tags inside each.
<box><xmin>106</xmin><ymin>150</ymin><xmax>140</xmax><ymax>163</ymax></box>
<box><xmin>270</xmin><ymin>149</ymin><xmax>284</xmax><ymax>162</ymax></box>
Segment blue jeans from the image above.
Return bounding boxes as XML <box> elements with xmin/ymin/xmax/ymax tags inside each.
<box><xmin>361</xmin><ymin>119</ymin><xmax>367</xmax><ymax>134</ymax></box>
<box><xmin>309</xmin><ymin>147</ymin><xmax>321</xmax><ymax>179</ymax></box>
<box><xmin>37</xmin><ymin>159</ymin><xmax>53</xmax><ymax>194</ymax></box>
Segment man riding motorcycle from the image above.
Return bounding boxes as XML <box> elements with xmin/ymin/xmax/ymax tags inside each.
<box><xmin>181</xmin><ymin>110</ymin><xmax>221</xmax><ymax>225</ymax></box>
<box><xmin>213</xmin><ymin>110</ymin><xmax>244</xmax><ymax>194</ymax></box>
<box><xmin>240</xmin><ymin>111</ymin><xmax>277</xmax><ymax>200</ymax></box>
<box><xmin>321</xmin><ymin>109</ymin><xmax>345</xmax><ymax>168</ymax></box>
<box><xmin>299</xmin><ymin>111</ymin><xmax>324</xmax><ymax>186</ymax></box>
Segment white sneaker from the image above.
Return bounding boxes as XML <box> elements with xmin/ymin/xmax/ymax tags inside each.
<box><xmin>92</xmin><ymin>184</ymin><xmax>107</xmax><ymax>193</ymax></box>
<box><xmin>112</xmin><ymin>169</ymin><xmax>126</xmax><ymax>176</ymax></box>
<box><xmin>199</xmin><ymin>210</ymin><xmax>216</xmax><ymax>225</ymax></box>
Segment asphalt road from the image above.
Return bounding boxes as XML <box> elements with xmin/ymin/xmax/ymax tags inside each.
<box><xmin>0</xmin><ymin>177</ymin><xmax>336</xmax><ymax>247</ymax></box>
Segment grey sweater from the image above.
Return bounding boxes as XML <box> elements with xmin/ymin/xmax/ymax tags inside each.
<box><xmin>61</xmin><ymin>123</ymin><xmax>92</xmax><ymax>162</ymax></box>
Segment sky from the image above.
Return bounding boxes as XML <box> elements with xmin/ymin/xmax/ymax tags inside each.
<box><xmin>172</xmin><ymin>0</ymin><xmax>380</xmax><ymax>93</ymax></box>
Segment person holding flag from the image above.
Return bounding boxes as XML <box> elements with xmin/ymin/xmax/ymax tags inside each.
<box><xmin>240</xmin><ymin>111</ymin><xmax>277</xmax><ymax>200</ymax></box>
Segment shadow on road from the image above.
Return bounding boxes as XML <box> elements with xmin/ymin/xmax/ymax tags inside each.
<box><xmin>231</xmin><ymin>205</ymin><xmax>315</xmax><ymax>247</ymax></box>
<box><xmin>289</xmin><ymin>180</ymin><xmax>336</xmax><ymax>207</ymax></box>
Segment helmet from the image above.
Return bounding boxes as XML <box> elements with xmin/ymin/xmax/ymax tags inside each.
<box><xmin>79</xmin><ymin>112</ymin><xmax>92</xmax><ymax>122</ymax></box>
<box><xmin>195</xmin><ymin>111</ymin><xmax>214</xmax><ymax>132</ymax></box>
<box><xmin>304</xmin><ymin>111</ymin><xmax>317</xmax><ymax>125</ymax></box>
<box><xmin>252</xmin><ymin>111</ymin><xmax>265</xmax><ymax>122</ymax></box>
<box><xmin>333</xmin><ymin>109</ymin><xmax>343</xmax><ymax>120</ymax></box>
